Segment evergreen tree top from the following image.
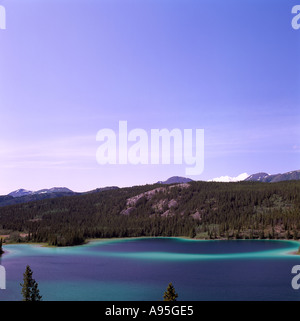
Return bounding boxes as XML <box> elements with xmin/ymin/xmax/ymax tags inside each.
<box><xmin>163</xmin><ymin>282</ymin><xmax>178</xmax><ymax>301</ymax></box>
<box><xmin>20</xmin><ymin>265</ymin><xmax>42</xmax><ymax>301</ymax></box>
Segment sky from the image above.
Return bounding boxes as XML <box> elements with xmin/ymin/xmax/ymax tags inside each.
<box><xmin>0</xmin><ymin>0</ymin><xmax>299</xmax><ymax>194</ymax></box>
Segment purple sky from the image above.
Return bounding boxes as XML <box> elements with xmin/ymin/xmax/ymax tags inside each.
<box><xmin>0</xmin><ymin>0</ymin><xmax>299</xmax><ymax>194</ymax></box>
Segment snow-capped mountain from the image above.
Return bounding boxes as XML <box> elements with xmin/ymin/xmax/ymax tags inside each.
<box><xmin>245</xmin><ymin>170</ymin><xmax>300</xmax><ymax>183</ymax></box>
<box><xmin>0</xmin><ymin>187</ymin><xmax>77</xmax><ymax>207</ymax></box>
<box><xmin>243</xmin><ymin>172</ymin><xmax>270</xmax><ymax>182</ymax></box>
<box><xmin>35</xmin><ymin>187</ymin><xmax>74</xmax><ymax>195</ymax></box>
<box><xmin>9</xmin><ymin>187</ymin><xmax>74</xmax><ymax>198</ymax></box>
<box><xmin>211</xmin><ymin>170</ymin><xmax>300</xmax><ymax>183</ymax></box>
<box><xmin>8</xmin><ymin>189</ymin><xmax>34</xmax><ymax>198</ymax></box>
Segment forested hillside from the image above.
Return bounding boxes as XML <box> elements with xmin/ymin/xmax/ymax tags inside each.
<box><xmin>0</xmin><ymin>180</ymin><xmax>299</xmax><ymax>246</ymax></box>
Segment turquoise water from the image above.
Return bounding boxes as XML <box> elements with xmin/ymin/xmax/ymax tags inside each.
<box><xmin>1</xmin><ymin>237</ymin><xmax>300</xmax><ymax>301</ymax></box>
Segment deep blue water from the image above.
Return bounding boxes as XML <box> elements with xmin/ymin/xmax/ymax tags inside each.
<box><xmin>1</xmin><ymin>237</ymin><xmax>300</xmax><ymax>301</ymax></box>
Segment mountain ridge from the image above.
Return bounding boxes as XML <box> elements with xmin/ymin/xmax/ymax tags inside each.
<box><xmin>2</xmin><ymin>170</ymin><xmax>299</xmax><ymax>207</ymax></box>
<box><xmin>245</xmin><ymin>170</ymin><xmax>300</xmax><ymax>183</ymax></box>
<box><xmin>156</xmin><ymin>176</ymin><xmax>193</xmax><ymax>185</ymax></box>
<box><xmin>9</xmin><ymin>187</ymin><xmax>75</xmax><ymax>198</ymax></box>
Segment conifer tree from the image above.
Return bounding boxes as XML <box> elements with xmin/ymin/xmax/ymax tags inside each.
<box><xmin>0</xmin><ymin>238</ymin><xmax>3</xmax><ymax>255</ymax></box>
<box><xmin>20</xmin><ymin>265</ymin><xmax>42</xmax><ymax>301</ymax></box>
<box><xmin>163</xmin><ymin>282</ymin><xmax>178</xmax><ymax>301</ymax></box>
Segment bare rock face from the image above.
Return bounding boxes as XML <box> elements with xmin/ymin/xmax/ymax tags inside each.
<box><xmin>120</xmin><ymin>183</ymin><xmax>191</xmax><ymax>216</ymax></box>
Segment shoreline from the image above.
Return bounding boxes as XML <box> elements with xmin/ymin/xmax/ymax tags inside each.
<box><xmin>1</xmin><ymin>237</ymin><xmax>299</xmax><ymax>260</ymax></box>
<box><xmin>2</xmin><ymin>235</ymin><xmax>300</xmax><ymax>249</ymax></box>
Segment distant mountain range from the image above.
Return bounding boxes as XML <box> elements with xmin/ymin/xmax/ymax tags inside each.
<box><xmin>245</xmin><ymin>170</ymin><xmax>300</xmax><ymax>183</ymax></box>
<box><xmin>1</xmin><ymin>171</ymin><xmax>299</xmax><ymax>208</ymax></box>
<box><xmin>8</xmin><ymin>187</ymin><xmax>74</xmax><ymax>198</ymax></box>
<box><xmin>0</xmin><ymin>188</ymin><xmax>78</xmax><ymax>208</ymax></box>
<box><xmin>169</xmin><ymin>170</ymin><xmax>300</xmax><ymax>184</ymax></box>
<box><xmin>0</xmin><ymin>186</ymin><xmax>120</xmax><ymax>207</ymax></box>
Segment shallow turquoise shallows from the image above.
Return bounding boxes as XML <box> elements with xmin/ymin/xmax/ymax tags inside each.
<box><xmin>1</xmin><ymin>238</ymin><xmax>300</xmax><ymax>301</ymax></box>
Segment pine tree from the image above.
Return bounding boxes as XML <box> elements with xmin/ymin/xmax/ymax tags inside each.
<box><xmin>0</xmin><ymin>238</ymin><xmax>3</xmax><ymax>255</ymax></box>
<box><xmin>20</xmin><ymin>265</ymin><xmax>42</xmax><ymax>301</ymax></box>
<box><xmin>163</xmin><ymin>282</ymin><xmax>178</xmax><ymax>301</ymax></box>
<box><xmin>190</xmin><ymin>227</ymin><xmax>196</xmax><ymax>238</ymax></box>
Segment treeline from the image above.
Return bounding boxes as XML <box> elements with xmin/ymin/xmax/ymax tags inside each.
<box><xmin>0</xmin><ymin>181</ymin><xmax>299</xmax><ymax>246</ymax></box>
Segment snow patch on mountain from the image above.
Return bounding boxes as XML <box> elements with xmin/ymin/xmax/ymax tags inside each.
<box><xmin>8</xmin><ymin>189</ymin><xmax>34</xmax><ymax>198</ymax></box>
<box><xmin>8</xmin><ymin>187</ymin><xmax>74</xmax><ymax>198</ymax></box>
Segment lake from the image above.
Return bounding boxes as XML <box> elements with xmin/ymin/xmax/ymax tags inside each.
<box><xmin>1</xmin><ymin>237</ymin><xmax>300</xmax><ymax>301</ymax></box>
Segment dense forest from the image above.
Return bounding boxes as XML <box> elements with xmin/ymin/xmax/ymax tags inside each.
<box><xmin>0</xmin><ymin>180</ymin><xmax>299</xmax><ymax>246</ymax></box>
